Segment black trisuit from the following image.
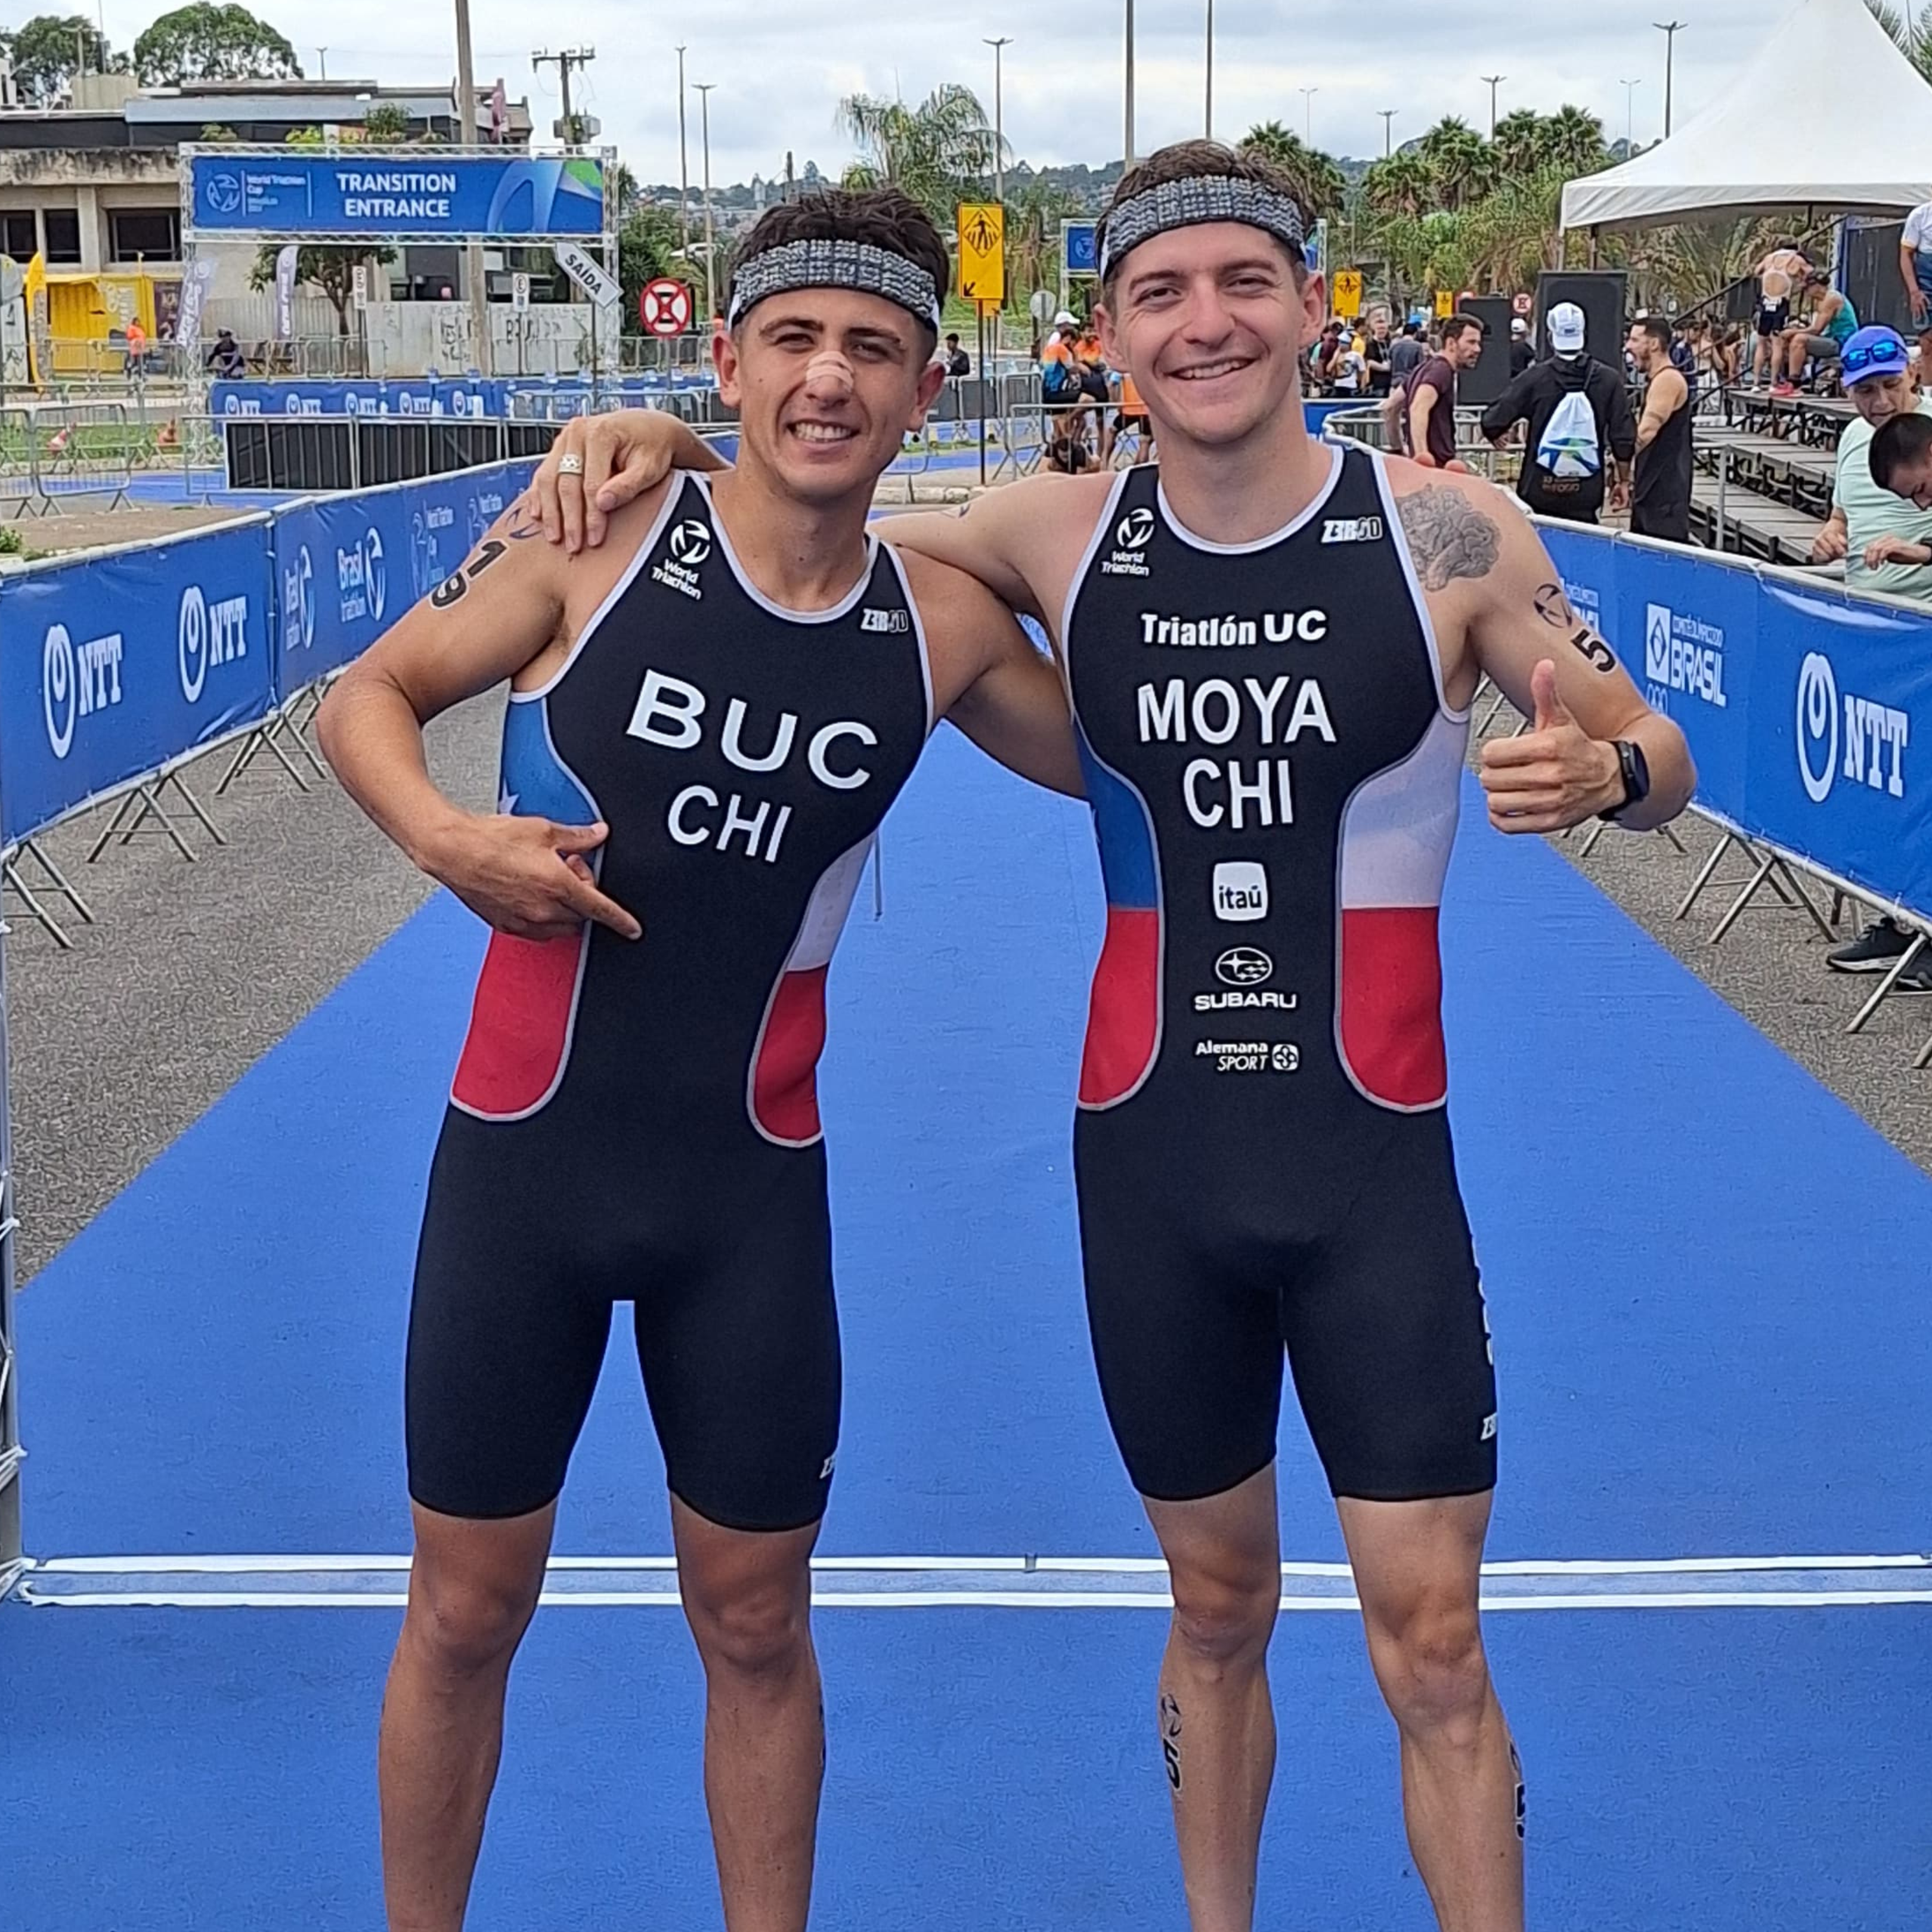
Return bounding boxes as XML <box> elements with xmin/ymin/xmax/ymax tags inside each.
<box><xmin>408</xmin><ymin>475</ymin><xmax>932</xmax><ymax>1531</ymax></box>
<box><xmin>1063</xmin><ymin>444</ymin><xmax>1498</xmax><ymax>1505</ymax></box>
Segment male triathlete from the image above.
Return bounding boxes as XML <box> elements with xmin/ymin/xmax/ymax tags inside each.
<box><xmin>318</xmin><ymin>189</ymin><xmax>1079</xmax><ymax>1932</ymax></box>
<box><xmin>531</xmin><ymin>140</ymin><xmax>1695</xmax><ymax>1931</ymax></box>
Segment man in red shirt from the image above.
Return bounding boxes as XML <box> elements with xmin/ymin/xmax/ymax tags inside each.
<box><xmin>1405</xmin><ymin>314</ymin><xmax>1485</xmax><ymax>469</ymax></box>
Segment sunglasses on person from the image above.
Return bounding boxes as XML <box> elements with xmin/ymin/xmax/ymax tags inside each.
<box><xmin>1843</xmin><ymin>337</ymin><xmax>1909</xmax><ymax>378</ymax></box>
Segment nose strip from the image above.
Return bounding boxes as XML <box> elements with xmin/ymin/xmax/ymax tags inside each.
<box><xmin>804</xmin><ymin>348</ymin><xmax>856</xmax><ymax>392</ymax></box>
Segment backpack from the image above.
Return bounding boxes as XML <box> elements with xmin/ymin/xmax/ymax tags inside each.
<box><xmin>1042</xmin><ymin>357</ymin><xmax>1078</xmax><ymax>400</ymax></box>
<box><xmin>1535</xmin><ymin>385</ymin><xmax>1602</xmax><ymax>479</ymax></box>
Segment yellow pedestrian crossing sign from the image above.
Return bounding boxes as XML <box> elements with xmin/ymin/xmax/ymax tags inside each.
<box><xmin>1434</xmin><ymin>289</ymin><xmax>1454</xmax><ymax>318</ymax></box>
<box><xmin>956</xmin><ymin>203</ymin><xmax>1005</xmax><ymax>306</ymax></box>
<box><xmin>1333</xmin><ymin>270</ymin><xmax>1363</xmax><ymax>318</ymax></box>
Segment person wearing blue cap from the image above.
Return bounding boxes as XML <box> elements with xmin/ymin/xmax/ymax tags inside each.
<box><xmin>1810</xmin><ymin>323</ymin><xmax>1932</xmax><ymax>982</ymax></box>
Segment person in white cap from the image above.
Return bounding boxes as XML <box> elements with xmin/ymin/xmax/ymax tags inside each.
<box><xmin>1508</xmin><ymin>315</ymin><xmax>1534</xmax><ymax>379</ymax></box>
<box><xmin>1480</xmin><ymin>300</ymin><xmax>1634</xmax><ymax>525</ymax></box>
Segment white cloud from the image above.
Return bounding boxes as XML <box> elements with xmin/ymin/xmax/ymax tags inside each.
<box><xmin>69</xmin><ymin>0</ymin><xmax>1779</xmax><ymax>182</ymax></box>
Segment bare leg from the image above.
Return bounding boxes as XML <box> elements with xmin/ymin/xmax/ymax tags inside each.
<box><xmin>1337</xmin><ymin>1492</ymin><xmax>1523</xmax><ymax>1932</ymax></box>
<box><xmin>379</xmin><ymin>1501</ymin><xmax>555</xmax><ymax>1931</ymax></box>
<box><xmin>1143</xmin><ymin>1465</ymin><xmax>1282</xmax><ymax>1932</ymax></box>
<box><xmin>673</xmin><ymin>1496</ymin><xmax>825</xmax><ymax>1932</ymax></box>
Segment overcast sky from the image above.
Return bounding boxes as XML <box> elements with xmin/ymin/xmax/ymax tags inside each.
<box><xmin>59</xmin><ymin>0</ymin><xmax>1782</xmax><ymax>183</ymax></box>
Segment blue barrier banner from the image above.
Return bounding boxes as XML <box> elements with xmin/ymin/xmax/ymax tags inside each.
<box><xmin>186</xmin><ymin>151</ymin><xmax>603</xmax><ymax>240</ymax></box>
<box><xmin>1537</xmin><ymin>522</ymin><xmax>1932</xmax><ymax>911</ymax></box>
<box><xmin>0</xmin><ymin>521</ymin><xmax>274</xmax><ymax>844</ymax></box>
<box><xmin>271</xmin><ymin>462</ymin><xmax>536</xmax><ymax>699</ymax></box>
<box><xmin>211</xmin><ymin>374</ymin><xmax>716</xmax><ymax>420</ymax></box>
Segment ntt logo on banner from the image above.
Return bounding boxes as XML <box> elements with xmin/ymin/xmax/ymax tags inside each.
<box><xmin>1797</xmin><ymin>651</ymin><xmax>1909</xmax><ymax>804</ymax></box>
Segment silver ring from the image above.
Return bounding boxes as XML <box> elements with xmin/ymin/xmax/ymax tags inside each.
<box><xmin>556</xmin><ymin>453</ymin><xmax>586</xmax><ymax>476</ymax></box>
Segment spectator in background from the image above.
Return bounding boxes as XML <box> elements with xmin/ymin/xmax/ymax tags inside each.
<box><xmin>1871</xmin><ymin>407</ymin><xmax>1932</xmax><ymax>510</ymax></box>
<box><xmin>1363</xmin><ymin>313</ymin><xmax>1392</xmax><ymax>396</ymax></box>
<box><xmin>1044</xmin><ymin>413</ymin><xmax>1096</xmax><ymax>474</ymax></box>
<box><xmin>942</xmin><ymin>332</ymin><xmax>971</xmax><ymax>378</ymax></box>
<box><xmin>122</xmin><ymin>316</ymin><xmax>147</xmax><ymax>377</ymax></box>
<box><xmin>1402</xmin><ymin>312</ymin><xmax>1484</xmax><ymax>469</ymax></box>
<box><xmin>1806</xmin><ymin>324</ymin><xmax>1932</xmax><ymax>983</ymax></box>
<box><xmin>1626</xmin><ymin>316</ymin><xmax>1693</xmax><ymax>543</ymax></box>
<box><xmin>1751</xmin><ymin>240</ymin><xmax>1810</xmax><ymax>386</ymax></box>
<box><xmin>1388</xmin><ymin>320</ymin><xmax>1426</xmax><ymax>384</ymax></box>
<box><xmin>1775</xmin><ymin>270</ymin><xmax>1857</xmax><ymax>394</ymax></box>
<box><xmin>1329</xmin><ymin>327</ymin><xmax>1368</xmax><ymax>396</ymax></box>
<box><xmin>1509</xmin><ymin>316</ymin><xmax>1534</xmax><ymax>378</ymax></box>
<box><xmin>1899</xmin><ymin>199</ymin><xmax>1932</xmax><ymax>356</ymax></box>
<box><xmin>1479</xmin><ymin>301</ymin><xmax>1633</xmax><ymax>522</ymax></box>
<box><xmin>205</xmin><ymin>328</ymin><xmax>245</xmax><ymax>380</ymax></box>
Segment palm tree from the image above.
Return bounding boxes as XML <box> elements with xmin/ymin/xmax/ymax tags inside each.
<box><xmin>1007</xmin><ymin>179</ymin><xmax>1080</xmax><ymax>316</ymax></box>
<box><xmin>1363</xmin><ymin>150</ymin><xmax>1431</xmax><ymax>222</ymax></box>
<box><xmin>1239</xmin><ymin>121</ymin><xmax>1346</xmax><ymax>222</ymax></box>
<box><xmin>1416</xmin><ymin>116</ymin><xmax>1494</xmax><ymax>211</ymax></box>
<box><xmin>835</xmin><ymin>84</ymin><xmax>1006</xmax><ymax>230</ymax></box>
<box><xmin>1490</xmin><ymin>109</ymin><xmax>1546</xmax><ymax>182</ymax></box>
<box><xmin>1540</xmin><ymin>106</ymin><xmax>1610</xmax><ymax>177</ymax></box>
<box><xmin>1866</xmin><ymin>0</ymin><xmax>1932</xmax><ymax>79</ymax></box>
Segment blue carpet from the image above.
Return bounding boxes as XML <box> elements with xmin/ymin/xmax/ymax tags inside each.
<box><xmin>2</xmin><ymin>1603</ymin><xmax>1925</xmax><ymax>1930</ymax></box>
<box><xmin>14</xmin><ymin>730</ymin><xmax>1932</xmax><ymax>1559</ymax></box>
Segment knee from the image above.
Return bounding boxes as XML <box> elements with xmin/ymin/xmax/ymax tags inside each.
<box><xmin>685</xmin><ymin>1569</ymin><xmax>812</xmax><ymax>1682</ymax></box>
<box><xmin>404</xmin><ymin>1566</ymin><xmax>540</xmax><ymax>1679</ymax></box>
<box><xmin>1169</xmin><ymin>1558</ymin><xmax>1278</xmax><ymax>1674</ymax></box>
<box><xmin>1366</xmin><ymin>1605</ymin><xmax>1491</xmax><ymax>1745</ymax></box>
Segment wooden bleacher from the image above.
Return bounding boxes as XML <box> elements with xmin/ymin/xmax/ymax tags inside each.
<box><xmin>1684</xmin><ymin>419</ymin><xmax>1834</xmax><ymax>564</ymax></box>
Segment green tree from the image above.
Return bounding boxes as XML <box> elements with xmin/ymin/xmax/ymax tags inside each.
<box><xmin>361</xmin><ymin>101</ymin><xmax>412</xmax><ymax>143</ymax></box>
<box><xmin>1866</xmin><ymin>0</ymin><xmax>1932</xmax><ymax>78</ymax></box>
<box><xmin>4</xmin><ymin>14</ymin><xmax>117</xmax><ymax>105</ymax></box>
<box><xmin>1363</xmin><ymin>150</ymin><xmax>1432</xmax><ymax>222</ymax></box>
<box><xmin>608</xmin><ymin>163</ymin><xmax>642</xmax><ymax>223</ymax></box>
<box><xmin>1416</xmin><ymin>116</ymin><xmax>1494</xmax><ymax>210</ymax></box>
<box><xmin>1490</xmin><ymin>109</ymin><xmax>1547</xmax><ymax>182</ymax></box>
<box><xmin>1006</xmin><ymin>179</ymin><xmax>1080</xmax><ymax>317</ymax></box>
<box><xmin>1540</xmin><ymin>106</ymin><xmax>1610</xmax><ymax>177</ymax></box>
<box><xmin>249</xmin><ymin>242</ymin><xmax>395</xmax><ymax>335</ymax></box>
<box><xmin>617</xmin><ymin>204</ymin><xmax>685</xmax><ymax>331</ymax></box>
<box><xmin>835</xmin><ymin>84</ymin><xmax>1005</xmax><ymax>229</ymax></box>
<box><xmin>1237</xmin><ymin>122</ymin><xmax>1346</xmax><ymax>222</ymax></box>
<box><xmin>134</xmin><ymin>3</ymin><xmax>300</xmax><ymax>86</ymax></box>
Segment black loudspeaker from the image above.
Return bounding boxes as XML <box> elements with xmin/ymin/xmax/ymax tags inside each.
<box><xmin>1458</xmin><ymin>295</ymin><xmax>1516</xmax><ymax>407</ymax></box>
<box><xmin>1534</xmin><ymin>271</ymin><xmax>1629</xmax><ymax>363</ymax></box>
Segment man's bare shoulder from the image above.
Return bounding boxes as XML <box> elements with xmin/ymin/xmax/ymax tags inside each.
<box><xmin>1379</xmin><ymin>456</ymin><xmax>1517</xmax><ymax>592</ymax></box>
<box><xmin>890</xmin><ymin>543</ymin><xmax>1025</xmax><ymax>634</ymax></box>
<box><xmin>967</xmin><ymin>468</ymin><xmax>1117</xmax><ymax>533</ymax></box>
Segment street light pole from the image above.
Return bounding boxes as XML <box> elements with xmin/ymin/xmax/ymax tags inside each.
<box><xmin>1379</xmin><ymin>109</ymin><xmax>1397</xmax><ymax>158</ymax></box>
<box><xmin>1621</xmin><ymin>77</ymin><xmax>1642</xmax><ymax>150</ymax></box>
<box><xmin>1654</xmin><ymin>20</ymin><xmax>1686</xmax><ymax>137</ymax></box>
<box><xmin>1205</xmin><ymin>0</ymin><xmax>1213</xmax><ymax>141</ymax></box>
<box><xmin>696</xmin><ymin>82</ymin><xmax>717</xmax><ymax>324</ymax></box>
<box><xmin>984</xmin><ymin>36</ymin><xmax>1012</xmax><ymax>209</ymax></box>
<box><xmin>453</xmin><ymin>0</ymin><xmax>492</xmax><ymax>375</ymax></box>
<box><xmin>1123</xmin><ymin>0</ymin><xmax>1136</xmax><ymax>171</ymax></box>
<box><xmin>1299</xmin><ymin>86</ymin><xmax>1318</xmax><ymax>146</ymax></box>
<box><xmin>1481</xmin><ymin>74</ymin><xmax>1504</xmax><ymax>140</ymax></box>
<box><xmin>676</xmin><ymin>46</ymin><xmax>691</xmax><ymax>264</ymax></box>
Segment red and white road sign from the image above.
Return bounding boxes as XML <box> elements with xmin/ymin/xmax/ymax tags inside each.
<box><xmin>641</xmin><ymin>278</ymin><xmax>695</xmax><ymax>336</ymax></box>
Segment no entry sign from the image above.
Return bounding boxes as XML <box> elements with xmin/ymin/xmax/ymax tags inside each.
<box><xmin>641</xmin><ymin>277</ymin><xmax>694</xmax><ymax>336</ymax></box>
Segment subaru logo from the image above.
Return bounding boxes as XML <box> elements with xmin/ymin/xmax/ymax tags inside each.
<box><xmin>43</xmin><ymin>623</ymin><xmax>76</xmax><ymax>760</ymax></box>
<box><xmin>178</xmin><ymin>584</ymin><xmax>208</xmax><ymax>703</ymax></box>
<box><xmin>364</xmin><ymin>527</ymin><xmax>387</xmax><ymax>623</ymax></box>
<box><xmin>1215</xmin><ymin>946</ymin><xmax>1273</xmax><ymax>986</ymax></box>
<box><xmin>668</xmin><ymin>519</ymin><xmax>711</xmax><ymax>566</ymax></box>
<box><xmin>1117</xmin><ymin>506</ymin><xmax>1156</xmax><ymax>550</ymax></box>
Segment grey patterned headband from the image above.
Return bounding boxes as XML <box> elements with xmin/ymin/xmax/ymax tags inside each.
<box><xmin>1098</xmin><ymin>175</ymin><xmax>1307</xmax><ymax>280</ymax></box>
<box><xmin>726</xmin><ymin>238</ymin><xmax>943</xmax><ymax>332</ymax></box>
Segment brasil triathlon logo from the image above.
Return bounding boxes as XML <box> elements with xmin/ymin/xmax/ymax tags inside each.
<box><xmin>364</xmin><ymin>527</ymin><xmax>388</xmax><ymax>623</ymax></box>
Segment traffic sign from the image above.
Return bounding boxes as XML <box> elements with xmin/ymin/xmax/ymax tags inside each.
<box><xmin>511</xmin><ymin>271</ymin><xmax>531</xmax><ymax>312</ymax></box>
<box><xmin>1433</xmin><ymin>289</ymin><xmax>1454</xmax><ymax>319</ymax></box>
<box><xmin>956</xmin><ymin>202</ymin><xmax>1005</xmax><ymax>305</ymax></box>
<box><xmin>553</xmin><ymin>240</ymin><xmax>621</xmax><ymax>308</ymax></box>
<box><xmin>1333</xmin><ymin>270</ymin><xmax>1363</xmax><ymax>318</ymax></box>
<box><xmin>1063</xmin><ymin>221</ymin><xmax>1098</xmax><ymax>278</ymax></box>
<box><xmin>1512</xmin><ymin>290</ymin><xmax>1534</xmax><ymax>316</ymax></box>
<box><xmin>641</xmin><ymin>277</ymin><xmax>695</xmax><ymax>337</ymax></box>
<box><xmin>351</xmin><ymin>263</ymin><xmax>369</xmax><ymax>311</ymax></box>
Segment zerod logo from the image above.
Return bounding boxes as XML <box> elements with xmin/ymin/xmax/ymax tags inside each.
<box><xmin>668</xmin><ymin>520</ymin><xmax>711</xmax><ymax>566</ymax></box>
<box><xmin>1212</xmin><ymin>860</ymin><xmax>1268</xmax><ymax>922</ymax></box>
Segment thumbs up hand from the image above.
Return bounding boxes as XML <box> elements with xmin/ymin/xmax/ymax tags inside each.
<box><xmin>1479</xmin><ymin>660</ymin><xmax>1626</xmax><ymax>834</ymax></box>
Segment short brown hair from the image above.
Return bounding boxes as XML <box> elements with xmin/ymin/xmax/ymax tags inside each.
<box><xmin>1100</xmin><ymin>139</ymin><xmax>1307</xmax><ymax>293</ymax></box>
<box><xmin>731</xmin><ymin>188</ymin><xmax>950</xmax><ymax>339</ymax></box>
<box><xmin>1442</xmin><ymin>313</ymin><xmax>1485</xmax><ymax>344</ymax></box>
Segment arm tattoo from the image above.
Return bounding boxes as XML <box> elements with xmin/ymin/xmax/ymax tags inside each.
<box><xmin>428</xmin><ymin>538</ymin><xmax>507</xmax><ymax>609</ymax></box>
<box><xmin>1397</xmin><ymin>486</ymin><xmax>1501</xmax><ymax>591</ymax></box>
<box><xmin>1535</xmin><ymin>580</ymin><xmax>1619</xmax><ymax>672</ymax></box>
<box><xmin>1159</xmin><ymin>1693</ymin><xmax>1183</xmax><ymax>1792</ymax></box>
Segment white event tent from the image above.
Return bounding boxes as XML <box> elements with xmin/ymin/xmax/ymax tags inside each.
<box><xmin>1561</xmin><ymin>0</ymin><xmax>1932</xmax><ymax>233</ymax></box>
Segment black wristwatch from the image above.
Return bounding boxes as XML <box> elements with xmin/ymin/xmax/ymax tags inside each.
<box><xmin>1600</xmin><ymin>739</ymin><xmax>1651</xmax><ymax>822</ymax></box>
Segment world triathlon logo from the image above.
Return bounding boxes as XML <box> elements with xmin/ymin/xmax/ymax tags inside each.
<box><xmin>668</xmin><ymin>520</ymin><xmax>712</xmax><ymax>567</ymax></box>
<box><xmin>203</xmin><ymin>171</ymin><xmax>242</xmax><ymax>215</ymax></box>
<box><xmin>1117</xmin><ymin>506</ymin><xmax>1156</xmax><ymax>550</ymax></box>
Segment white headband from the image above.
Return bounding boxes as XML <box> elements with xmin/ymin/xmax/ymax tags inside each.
<box><xmin>726</xmin><ymin>237</ymin><xmax>943</xmax><ymax>332</ymax></box>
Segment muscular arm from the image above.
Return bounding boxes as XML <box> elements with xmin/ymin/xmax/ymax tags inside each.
<box><xmin>872</xmin><ymin>472</ymin><xmax>1100</xmax><ymax>620</ymax></box>
<box><xmin>909</xmin><ymin>558</ymin><xmax>1083</xmax><ymax>797</ymax></box>
<box><xmin>1394</xmin><ymin>478</ymin><xmax>1695</xmax><ymax>832</ymax></box>
<box><xmin>1904</xmin><ymin>239</ymin><xmax>1924</xmax><ymax>314</ymax></box>
<box><xmin>1634</xmin><ymin>367</ymin><xmax>1686</xmax><ymax>452</ymax></box>
<box><xmin>317</xmin><ymin>494</ymin><xmax>647</xmax><ymax>938</ymax></box>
